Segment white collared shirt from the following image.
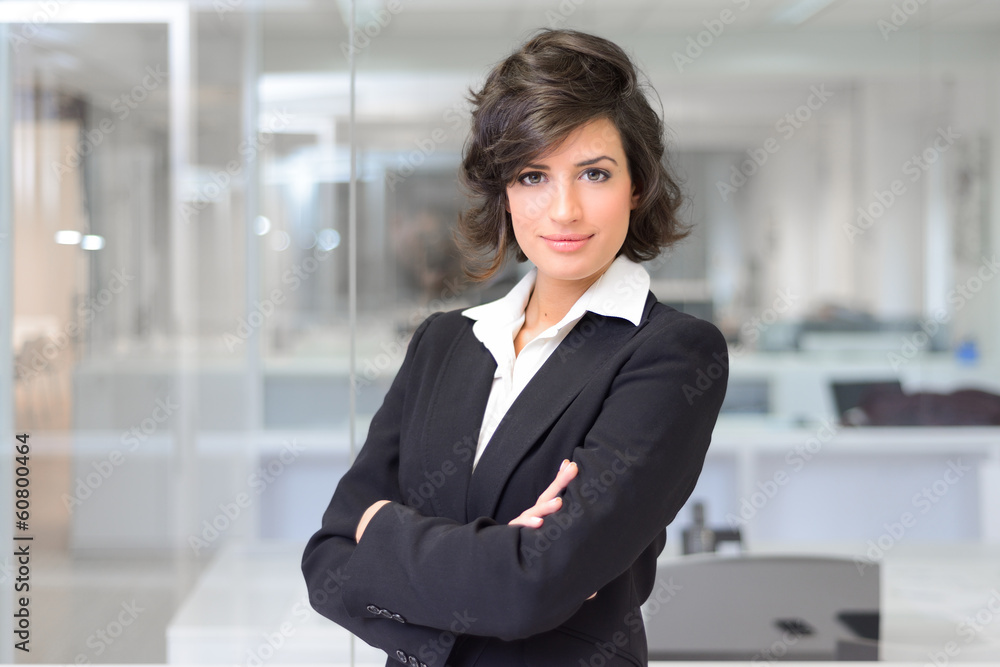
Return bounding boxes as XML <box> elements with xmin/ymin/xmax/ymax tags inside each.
<box><xmin>461</xmin><ymin>255</ymin><xmax>651</xmax><ymax>469</ymax></box>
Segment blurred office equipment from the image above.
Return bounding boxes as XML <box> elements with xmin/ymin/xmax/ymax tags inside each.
<box><xmin>643</xmin><ymin>554</ymin><xmax>879</xmax><ymax>661</ymax></box>
<box><xmin>717</xmin><ymin>377</ymin><xmax>771</xmax><ymax>415</ymax></box>
<box><xmin>681</xmin><ymin>501</ymin><xmax>743</xmax><ymax>555</ymax></box>
<box><xmin>833</xmin><ymin>382</ymin><xmax>1000</xmax><ymax>426</ymax></box>
<box><xmin>754</xmin><ymin>307</ymin><xmax>949</xmax><ymax>354</ymax></box>
<box><xmin>831</xmin><ymin>379</ymin><xmax>906</xmax><ymax>425</ymax></box>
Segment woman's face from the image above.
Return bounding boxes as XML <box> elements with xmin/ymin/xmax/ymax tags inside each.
<box><xmin>506</xmin><ymin>117</ymin><xmax>638</xmax><ymax>290</ymax></box>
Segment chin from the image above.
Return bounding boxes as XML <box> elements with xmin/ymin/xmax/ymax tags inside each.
<box><xmin>534</xmin><ymin>259</ymin><xmax>609</xmax><ymax>283</ymax></box>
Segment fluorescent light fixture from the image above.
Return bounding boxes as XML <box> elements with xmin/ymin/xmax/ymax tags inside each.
<box><xmin>80</xmin><ymin>235</ymin><xmax>105</xmax><ymax>250</ymax></box>
<box><xmin>772</xmin><ymin>0</ymin><xmax>837</xmax><ymax>25</ymax></box>
<box><xmin>0</xmin><ymin>2</ymin><xmax>187</xmax><ymax>24</ymax></box>
<box><xmin>255</xmin><ymin>215</ymin><xmax>272</xmax><ymax>236</ymax></box>
<box><xmin>299</xmin><ymin>230</ymin><xmax>317</xmax><ymax>250</ymax></box>
<box><xmin>55</xmin><ymin>230</ymin><xmax>82</xmax><ymax>245</ymax></box>
<box><xmin>270</xmin><ymin>230</ymin><xmax>291</xmax><ymax>252</ymax></box>
<box><xmin>317</xmin><ymin>228</ymin><xmax>341</xmax><ymax>251</ymax></box>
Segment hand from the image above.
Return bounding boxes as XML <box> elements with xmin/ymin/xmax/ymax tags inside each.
<box><xmin>356</xmin><ymin>499</ymin><xmax>391</xmax><ymax>543</ymax></box>
<box><xmin>508</xmin><ymin>459</ymin><xmax>578</xmax><ymax>529</ymax></box>
<box><xmin>508</xmin><ymin>460</ymin><xmax>597</xmax><ymax>601</ymax></box>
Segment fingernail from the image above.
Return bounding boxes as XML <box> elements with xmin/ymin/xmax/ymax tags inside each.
<box><xmin>560</xmin><ymin>459</ymin><xmax>569</xmax><ymax>472</ymax></box>
<box><xmin>551</xmin><ymin>497</ymin><xmax>562</xmax><ymax>505</ymax></box>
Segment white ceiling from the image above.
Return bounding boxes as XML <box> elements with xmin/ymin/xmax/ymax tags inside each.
<box><xmin>9</xmin><ymin>0</ymin><xmax>999</xmax><ymax>155</ymax></box>
<box><xmin>251</xmin><ymin>0</ymin><xmax>1000</xmax><ymax>34</ymax></box>
<box><xmin>252</xmin><ymin>0</ymin><xmax>1000</xmax><ymax>150</ymax></box>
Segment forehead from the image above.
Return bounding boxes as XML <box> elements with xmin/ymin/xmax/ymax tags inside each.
<box><xmin>533</xmin><ymin>117</ymin><xmax>626</xmax><ymax>162</ymax></box>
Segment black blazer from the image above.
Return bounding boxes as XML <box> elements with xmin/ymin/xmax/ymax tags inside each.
<box><xmin>302</xmin><ymin>293</ymin><xmax>728</xmax><ymax>667</ymax></box>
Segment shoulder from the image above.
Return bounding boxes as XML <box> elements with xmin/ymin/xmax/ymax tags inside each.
<box><xmin>641</xmin><ymin>301</ymin><xmax>728</xmax><ymax>358</ymax></box>
<box><xmin>414</xmin><ymin>307</ymin><xmax>474</xmax><ymax>341</ymax></box>
<box><xmin>402</xmin><ymin>307</ymin><xmax>477</xmax><ymax>360</ymax></box>
<box><xmin>627</xmin><ymin>300</ymin><xmax>729</xmax><ymax>410</ymax></box>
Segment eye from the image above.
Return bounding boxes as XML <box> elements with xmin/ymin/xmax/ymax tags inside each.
<box><xmin>582</xmin><ymin>168</ymin><xmax>610</xmax><ymax>182</ymax></box>
<box><xmin>517</xmin><ymin>171</ymin><xmax>545</xmax><ymax>186</ymax></box>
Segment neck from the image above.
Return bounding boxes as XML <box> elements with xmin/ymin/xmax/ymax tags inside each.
<box><xmin>523</xmin><ymin>270</ymin><xmax>602</xmax><ymax>332</ymax></box>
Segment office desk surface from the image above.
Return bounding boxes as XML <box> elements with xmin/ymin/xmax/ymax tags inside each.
<box><xmin>167</xmin><ymin>541</ymin><xmax>1000</xmax><ymax>664</ymax></box>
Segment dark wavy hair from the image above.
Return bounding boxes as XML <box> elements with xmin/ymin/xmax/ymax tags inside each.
<box><xmin>457</xmin><ymin>28</ymin><xmax>688</xmax><ymax>281</ymax></box>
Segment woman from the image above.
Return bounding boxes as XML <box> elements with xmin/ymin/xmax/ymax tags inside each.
<box><xmin>302</xmin><ymin>28</ymin><xmax>728</xmax><ymax>667</ymax></box>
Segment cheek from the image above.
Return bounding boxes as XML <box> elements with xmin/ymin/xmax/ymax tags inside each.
<box><xmin>605</xmin><ymin>196</ymin><xmax>633</xmax><ymax>250</ymax></box>
<box><xmin>510</xmin><ymin>219</ymin><xmax>528</xmax><ymax>248</ymax></box>
<box><xmin>590</xmin><ymin>191</ymin><xmax>632</xmax><ymax>231</ymax></box>
<box><xmin>508</xmin><ymin>191</ymin><xmax>540</xmax><ymax>230</ymax></box>
<box><xmin>506</xmin><ymin>200</ymin><xmax>529</xmax><ymax>245</ymax></box>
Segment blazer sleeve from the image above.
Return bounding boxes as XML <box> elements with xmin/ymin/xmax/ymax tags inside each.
<box><xmin>337</xmin><ymin>314</ymin><xmax>729</xmax><ymax>642</ymax></box>
<box><xmin>301</xmin><ymin>313</ymin><xmax>455</xmax><ymax>664</ymax></box>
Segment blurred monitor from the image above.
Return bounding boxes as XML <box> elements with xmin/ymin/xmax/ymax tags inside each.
<box><xmin>720</xmin><ymin>378</ymin><xmax>770</xmax><ymax>415</ymax></box>
<box><xmin>831</xmin><ymin>380</ymin><xmax>903</xmax><ymax>422</ymax></box>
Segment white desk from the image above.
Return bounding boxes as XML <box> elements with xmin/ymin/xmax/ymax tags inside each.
<box><xmin>167</xmin><ymin>541</ymin><xmax>1000</xmax><ymax>664</ymax></box>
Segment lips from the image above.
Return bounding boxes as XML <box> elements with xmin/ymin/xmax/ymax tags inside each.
<box><xmin>541</xmin><ymin>234</ymin><xmax>593</xmax><ymax>252</ymax></box>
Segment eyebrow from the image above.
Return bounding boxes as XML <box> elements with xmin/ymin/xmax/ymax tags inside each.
<box><xmin>523</xmin><ymin>155</ymin><xmax>619</xmax><ymax>169</ymax></box>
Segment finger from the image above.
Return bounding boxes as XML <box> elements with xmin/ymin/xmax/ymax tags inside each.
<box><xmin>535</xmin><ymin>460</ymin><xmax>571</xmax><ymax>504</ymax></box>
<box><xmin>509</xmin><ymin>497</ymin><xmax>562</xmax><ymax>524</ymax></box>
<box><xmin>508</xmin><ymin>496</ymin><xmax>562</xmax><ymax>527</ymax></box>
<box><xmin>536</xmin><ymin>460</ymin><xmax>578</xmax><ymax>504</ymax></box>
<box><xmin>532</xmin><ymin>495</ymin><xmax>563</xmax><ymax>518</ymax></box>
<box><xmin>508</xmin><ymin>514</ymin><xmax>543</xmax><ymax>528</ymax></box>
<box><xmin>509</xmin><ymin>460</ymin><xmax>579</xmax><ymax>529</ymax></box>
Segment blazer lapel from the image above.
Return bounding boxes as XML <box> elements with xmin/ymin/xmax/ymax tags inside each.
<box><xmin>466</xmin><ymin>306</ymin><xmax>649</xmax><ymax>521</ymax></box>
<box><xmin>418</xmin><ymin>323</ymin><xmax>495</xmax><ymax>522</ymax></box>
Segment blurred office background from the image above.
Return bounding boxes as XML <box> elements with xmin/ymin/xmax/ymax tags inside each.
<box><xmin>1</xmin><ymin>0</ymin><xmax>999</xmax><ymax>663</ymax></box>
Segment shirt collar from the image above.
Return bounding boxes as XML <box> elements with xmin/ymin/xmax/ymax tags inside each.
<box><xmin>462</xmin><ymin>255</ymin><xmax>650</xmax><ymax>329</ymax></box>
<box><xmin>461</xmin><ymin>267</ymin><xmax>535</xmax><ymax>329</ymax></box>
<box><xmin>578</xmin><ymin>255</ymin><xmax>650</xmax><ymax>326</ymax></box>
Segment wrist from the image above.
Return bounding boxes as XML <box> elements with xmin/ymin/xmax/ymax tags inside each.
<box><xmin>356</xmin><ymin>500</ymin><xmax>391</xmax><ymax>543</ymax></box>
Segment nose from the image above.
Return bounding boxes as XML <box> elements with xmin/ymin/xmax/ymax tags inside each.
<box><xmin>547</xmin><ymin>181</ymin><xmax>581</xmax><ymax>223</ymax></box>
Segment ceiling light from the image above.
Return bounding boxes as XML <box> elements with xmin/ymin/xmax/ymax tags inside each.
<box><xmin>80</xmin><ymin>235</ymin><xmax>105</xmax><ymax>250</ymax></box>
<box><xmin>255</xmin><ymin>215</ymin><xmax>272</xmax><ymax>235</ymax></box>
<box><xmin>772</xmin><ymin>0</ymin><xmax>837</xmax><ymax>25</ymax></box>
<box><xmin>55</xmin><ymin>230</ymin><xmax>82</xmax><ymax>245</ymax></box>
<box><xmin>270</xmin><ymin>230</ymin><xmax>291</xmax><ymax>252</ymax></box>
<box><xmin>317</xmin><ymin>228</ymin><xmax>341</xmax><ymax>251</ymax></box>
